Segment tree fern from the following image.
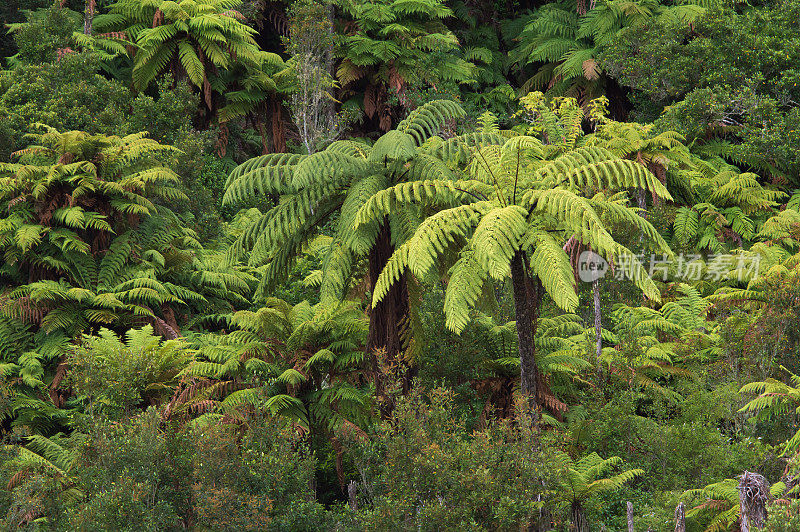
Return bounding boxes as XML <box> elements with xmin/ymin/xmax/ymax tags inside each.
<box><xmin>555</xmin><ymin>451</ymin><xmax>644</xmax><ymax>532</ymax></box>
<box><xmin>510</xmin><ymin>0</ymin><xmax>705</xmax><ymax>98</ymax></box>
<box><xmin>685</xmin><ymin>476</ymin><xmax>786</xmax><ymax>532</ymax></box>
<box><xmin>357</xmin><ymin>96</ymin><xmax>671</xmax><ymax>412</ymax></box>
<box><xmin>97</xmin><ymin>0</ymin><xmax>267</xmax><ymax>112</ymax></box>
<box><xmin>335</xmin><ymin>0</ymin><xmax>473</xmax><ymax>129</ymax></box>
<box><xmin>186</xmin><ymin>297</ymin><xmax>371</xmax><ymax>434</ymax></box>
<box><xmin>0</xmin><ymin>127</ymin><xmax>253</xmax><ymax>432</ymax></box>
<box><xmin>223</xmin><ymin>100</ymin><xmax>466</xmax><ymax>375</ymax></box>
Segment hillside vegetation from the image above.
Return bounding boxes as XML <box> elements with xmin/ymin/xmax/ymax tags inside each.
<box><xmin>2</xmin><ymin>1</ymin><xmax>800</xmax><ymax>530</ymax></box>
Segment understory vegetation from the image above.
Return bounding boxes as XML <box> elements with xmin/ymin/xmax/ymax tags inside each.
<box><xmin>2</xmin><ymin>0</ymin><xmax>800</xmax><ymax>530</ymax></box>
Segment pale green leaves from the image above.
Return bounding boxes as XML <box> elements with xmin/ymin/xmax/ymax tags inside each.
<box><xmin>369</xmin><ymin>130</ymin><xmax>417</xmax><ymax>163</ymax></box>
<box><xmin>528</xmin><ymin>229</ymin><xmax>579</xmax><ymax>312</ymax></box>
<box><xmin>396</xmin><ymin>99</ymin><xmax>466</xmax><ymax>145</ymax></box>
<box><xmin>444</xmin><ymin>246</ymin><xmax>488</xmax><ymax>333</ymax></box>
<box><xmin>472</xmin><ymin>205</ymin><xmax>528</xmax><ymax>280</ymax></box>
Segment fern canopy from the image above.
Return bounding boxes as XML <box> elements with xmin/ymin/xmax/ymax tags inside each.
<box><xmin>362</xmin><ymin>103</ymin><xmax>672</xmax><ymax>335</ymax></box>
<box><xmin>187</xmin><ymin>298</ymin><xmax>371</xmax><ymax>432</ymax></box>
<box><xmin>0</xmin><ymin>126</ymin><xmax>253</xmax><ymax>432</ymax></box>
<box><xmin>97</xmin><ymin>0</ymin><xmax>273</xmax><ymax>110</ymax></box>
<box><xmin>223</xmin><ymin>100</ymin><xmax>465</xmax><ymax>362</ymax></box>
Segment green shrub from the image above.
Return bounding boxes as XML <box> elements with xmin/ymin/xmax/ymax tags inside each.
<box><xmin>7</xmin><ymin>5</ymin><xmax>78</xmax><ymax>65</ymax></box>
<box><xmin>68</xmin><ymin>411</ymin><xmax>194</xmax><ymax>530</ymax></box>
<box><xmin>0</xmin><ymin>53</ymin><xmax>131</xmax><ymax>144</ymax></box>
<box><xmin>191</xmin><ymin>419</ymin><xmax>319</xmax><ymax>531</ymax></box>
<box><xmin>344</xmin><ymin>388</ymin><xmax>561</xmax><ymax>531</ymax></box>
<box><xmin>765</xmin><ymin>500</ymin><xmax>800</xmax><ymax>531</ymax></box>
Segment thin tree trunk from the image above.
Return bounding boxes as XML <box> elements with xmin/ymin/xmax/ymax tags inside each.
<box><xmin>593</xmin><ymin>277</ymin><xmax>602</xmax><ymax>378</ymax></box>
<box><xmin>367</xmin><ymin>222</ymin><xmax>411</xmax><ymax>413</ymax></box>
<box><xmin>627</xmin><ymin>501</ymin><xmax>635</xmax><ymax>532</ymax></box>
<box><xmin>674</xmin><ymin>502</ymin><xmax>685</xmax><ymax>532</ymax></box>
<box><xmin>637</xmin><ymin>187</ymin><xmax>647</xmax><ymax>217</ymax></box>
<box><xmin>84</xmin><ymin>0</ymin><xmax>96</xmax><ymax>35</ymax></box>
<box><xmin>510</xmin><ymin>251</ymin><xmax>541</xmax><ymax>421</ymax></box>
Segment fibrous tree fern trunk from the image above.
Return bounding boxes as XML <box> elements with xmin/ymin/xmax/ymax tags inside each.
<box><xmin>572</xmin><ymin>500</ymin><xmax>589</xmax><ymax>532</ymax></box>
<box><xmin>510</xmin><ymin>251</ymin><xmax>540</xmax><ymax>421</ymax></box>
<box><xmin>367</xmin><ymin>222</ymin><xmax>411</xmax><ymax>409</ymax></box>
<box><xmin>269</xmin><ymin>96</ymin><xmax>286</xmax><ymax>153</ymax></box>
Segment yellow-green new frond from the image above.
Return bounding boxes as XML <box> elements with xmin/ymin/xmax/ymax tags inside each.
<box><xmin>471</xmin><ymin>205</ymin><xmax>528</xmax><ymax>280</ymax></box>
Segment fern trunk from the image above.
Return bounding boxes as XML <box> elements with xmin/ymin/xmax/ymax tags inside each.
<box><xmin>510</xmin><ymin>251</ymin><xmax>540</xmax><ymax>419</ymax></box>
<box><xmin>571</xmin><ymin>501</ymin><xmax>589</xmax><ymax>532</ymax></box>
<box><xmin>367</xmin><ymin>222</ymin><xmax>411</xmax><ymax>408</ymax></box>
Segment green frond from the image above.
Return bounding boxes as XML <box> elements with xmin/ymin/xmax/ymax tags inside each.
<box><xmin>224</xmin><ymin>153</ymin><xmax>303</xmax><ymax>201</ymax></box>
<box><xmin>426</xmin><ymin>132</ymin><xmax>506</xmax><ymax>165</ymax></box>
<box><xmin>527</xmin><ymin>229</ymin><xmax>579</xmax><ymax>311</ymax></box>
<box><xmin>443</xmin><ymin>246</ymin><xmax>488</xmax><ymax>333</ymax></box>
<box><xmin>471</xmin><ymin>205</ymin><xmax>528</xmax><ymax>280</ymax></box>
<box><xmin>291</xmin><ymin>150</ymin><xmax>371</xmax><ymax>189</ymax></box>
<box><xmin>369</xmin><ymin>130</ymin><xmax>418</xmax><ymax>163</ymax></box>
<box><xmin>354</xmin><ymin>179</ymin><xmax>492</xmax><ymax>229</ymax></box>
<box><xmin>395</xmin><ymin>100</ymin><xmax>466</xmax><ymax>145</ymax></box>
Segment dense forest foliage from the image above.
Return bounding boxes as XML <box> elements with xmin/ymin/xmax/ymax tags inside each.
<box><xmin>2</xmin><ymin>0</ymin><xmax>800</xmax><ymax>530</ymax></box>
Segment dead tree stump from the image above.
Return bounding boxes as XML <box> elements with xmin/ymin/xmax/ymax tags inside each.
<box><xmin>738</xmin><ymin>471</ymin><xmax>770</xmax><ymax>531</ymax></box>
<box><xmin>347</xmin><ymin>480</ymin><xmax>358</xmax><ymax>512</ymax></box>
<box><xmin>674</xmin><ymin>502</ymin><xmax>685</xmax><ymax>532</ymax></box>
<box><xmin>627</xmin><ymin>501</ymin><xmax>634</xmax><ymax>532</ymax></box>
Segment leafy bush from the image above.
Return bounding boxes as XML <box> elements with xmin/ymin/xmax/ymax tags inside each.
<box><xmin>68</xmin><ymin>326</ymin><xmax>192</xmax><ymax>419</ymax></box>
<box><xmin>0</xmin><ymin>53</ymin><xmax>131</xmax><ymax>146</ymax></box>
<box><xmin>765</xmin><ymin>500</ymin><xmax>800</xmax><ymax>531</ymax></box>
<box><xmin>344</xmin><ymin>388</ymin><xmax>562</xmax><ymax>531</ymax></box>
<box><xmin>67</xmin><ymin>411</ymin><xmax>192</xmax><ymax>530</ymax></box>
<box><xmin>573</xmin><ymin>389</ymin><xmax>771</xmax><ymax>493</ymax></box>
<box><xmin>7</xmin><ymin>5</ymin><xmax>78</xmax><ymax>65</ymax></box>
